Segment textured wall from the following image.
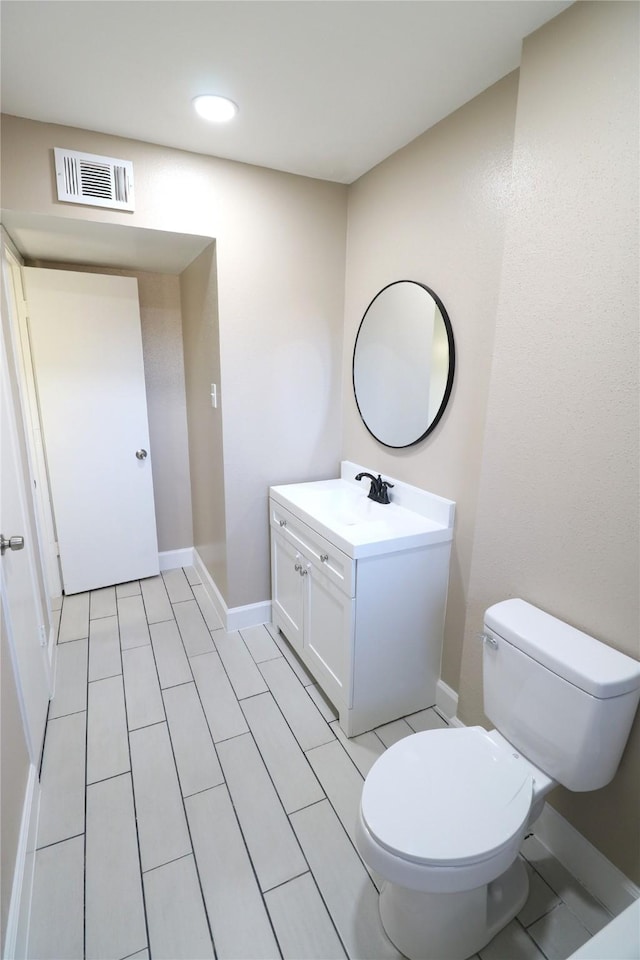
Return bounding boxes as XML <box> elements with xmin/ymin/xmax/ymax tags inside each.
<box><xmin>342</xmin><ymin>73</ymin><xmax>519</xmax><ymax>688</ymax></box>
<box><xmin>179</xmin><ymin>245</ymin><xmax>227</xmax><ymax>596</ymax></box>
<box><xmin>1</xmin><ymin>116</ymin><xmax>347</xmax><ymax>607</ymax></box>
<box><xmin>458</xmin><ymin>1</ymin><xmax>640</xmax><ymax>882</ymax></box>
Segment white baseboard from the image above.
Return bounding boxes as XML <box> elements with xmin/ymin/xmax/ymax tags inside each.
<box><xmin>5</xmin><ymin>766</ymin><xmax>40</xmax><ymax>959</ymax></box>
<box><xmin>192</xmin><ymin>550</ymin><xmax>271</xmax><ymax>633</ymax></box>
<box><xmin>158</xmin><ymin>547</ymin><xmax>194</xmax><ymax>571</ymax></box>
<box><xmin>435</xmin><ymin>678</ymin><xmax>458</xmax><ymax>721</ymax></box>
<box><xmin>534</xmin><ymin>803</ymin><xmax>640</xmax><ymax>916</ymax></box>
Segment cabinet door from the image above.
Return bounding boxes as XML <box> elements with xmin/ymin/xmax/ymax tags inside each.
<box><xmin>271</xmin><ymin>531</ymin><xmax>305</xmax><ymax>653</ymax></box>
<box><xmin>305</xmin><ymin>565</ymin><xmax>353</xmax><ymax>708</ymax></box>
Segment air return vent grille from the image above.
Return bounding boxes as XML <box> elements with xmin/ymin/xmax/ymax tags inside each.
<box><xmin>54</xmin><ymin>148</ymin><xmax>135</xmax><ymax>211</ymax></box>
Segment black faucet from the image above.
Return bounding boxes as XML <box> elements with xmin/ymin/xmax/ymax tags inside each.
<box><xmin>355</xmin><ymin>472</ymin><xmax>395</xmax><ymax>504</ymax></box>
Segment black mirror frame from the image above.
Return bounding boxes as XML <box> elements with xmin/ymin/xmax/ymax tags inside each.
<box><xmin>352</xmin><ymin>280</ymin><xmax>455</xmax><ymax>449</ymax></box>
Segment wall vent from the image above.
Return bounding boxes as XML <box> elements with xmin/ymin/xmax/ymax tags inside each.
<box><xmin>53</xmin><ymin>147</ymin><xmax>135</xmax><ymax>211</ymax></box>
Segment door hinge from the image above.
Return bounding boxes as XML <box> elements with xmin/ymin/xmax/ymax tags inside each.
<box><xmin>39</xmin><ymin>624</ymin><xmax>47</xmax><ymax>647</ymax></box>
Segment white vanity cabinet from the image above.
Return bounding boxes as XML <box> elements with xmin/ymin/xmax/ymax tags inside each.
<box><xmin>271</xmin><ymin>499</ymin><xmax>355</xmax><ymax>711</ymax></box>
<box><xmin>270</xmin><ymin>462</ymin><xmax>455</xmax><ymax>737</ymax></box>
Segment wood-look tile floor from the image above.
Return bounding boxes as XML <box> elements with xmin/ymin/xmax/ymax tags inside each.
<box><xmin>29</xmin><ymin>567</ymin><xmax>614</xmax><ymax>960</ymax></box>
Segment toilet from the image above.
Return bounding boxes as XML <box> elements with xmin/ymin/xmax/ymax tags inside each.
<box><xmin>355</xmin><ymin>599</ymin><xmax>640</xmax><ymax>960</ymax></box>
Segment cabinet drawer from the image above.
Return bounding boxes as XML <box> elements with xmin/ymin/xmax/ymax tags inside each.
<box><xmin>270</xmin><ymin>499</ymin><xmax>355</xmax><ymax>598</ymax></box>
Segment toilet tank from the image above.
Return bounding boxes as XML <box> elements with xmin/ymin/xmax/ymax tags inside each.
<box><xmin>482</xmin><ymin>599</ymin><xmax>640</xmax><ymax>792</ymax></box>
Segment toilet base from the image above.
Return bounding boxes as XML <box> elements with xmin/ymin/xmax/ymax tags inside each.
<box><xmin>378</xmin><ymin>856</ymin><xmax>529</xmax><ymax>960</ymax></box>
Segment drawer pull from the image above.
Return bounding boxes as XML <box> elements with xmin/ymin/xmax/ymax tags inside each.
<box><xmin>279</xmin><ymin>519</ymin><xmax>287</xmax><ymax>527</ymax></box>
<box><xmin>320</xmin><ymin>553</ymin><xmax>329</xmax><ymax>563</ymax></box>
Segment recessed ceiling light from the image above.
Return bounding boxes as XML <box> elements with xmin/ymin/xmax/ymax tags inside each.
<box><xmin>193</xmin><ymin>95</ymin><xmax>238</xmax><ymax>123</ymax></box>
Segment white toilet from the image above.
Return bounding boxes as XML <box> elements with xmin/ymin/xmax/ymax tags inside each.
<box><xmin>356</xmin><ymin>599</ymin><xmax>640</xmax><ymax>960</ymax></box>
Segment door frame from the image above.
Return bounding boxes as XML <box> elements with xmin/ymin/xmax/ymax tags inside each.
<box><xmin>2</xmin><ymin>232</ymin><xmax>60</xmax><ymax>670</ymax></box>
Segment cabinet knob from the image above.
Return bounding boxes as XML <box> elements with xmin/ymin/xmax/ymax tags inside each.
<box><xmin>294</xmin><ymin>562</ymin><xmax>302</xmax><ymax>572</ymax></box>
<box><xmin>301</xmin><ymin>567</ymin><xmax>309</xmax><ymax>576</ymax></box>
<box><xmin>279</xmin><ymin>519</ymin><xmax>287</xmax><ymax>527</ymax></box>
<box><xmin>320</xmin><ymin>553</ymin><xmax>329</xmax><ymax>563</ymax></box>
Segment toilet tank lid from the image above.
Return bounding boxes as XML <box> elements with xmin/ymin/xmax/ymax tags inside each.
<box><xmin>484</xmin><ymin>599</ymin><xmax>640</xmax><ymax>698</ymax></box>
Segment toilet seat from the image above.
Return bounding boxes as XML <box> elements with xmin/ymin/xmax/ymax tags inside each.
<box><xmin>361</xmin><ymin>727</ymin><xmax>533</xmax><ymax>870</ymax></box>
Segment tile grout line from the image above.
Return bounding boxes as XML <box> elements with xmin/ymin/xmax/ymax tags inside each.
<box><xmin>114</xmin><ymin>587</ymin><xmax>153</xmax><ymax>960</ymax></box>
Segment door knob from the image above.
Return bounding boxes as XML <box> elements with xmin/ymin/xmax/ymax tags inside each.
<box><xmin>1</xmin><ymin>535</ymin><xmax>25</xmax><ymax>556</ymax></box>
<box><xmin>135</xmin><ymin>449</ymin><xmax>148</xmax><ymax>460</ymax></box>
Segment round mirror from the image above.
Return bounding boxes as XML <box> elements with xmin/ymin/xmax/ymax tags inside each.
<box><xmin>352</xmin><ymin>280</ymin><xmax>455</xmax><ymax>448</ymax></box>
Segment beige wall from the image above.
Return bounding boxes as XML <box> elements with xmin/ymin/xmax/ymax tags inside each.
<box><xmin>1</xmin><ymin>623</ymin><xmax>30</xmax><ymax>950</ymax></box>
<box><xmin>180</xmin><ymin>244</ymin><xmax>227</xmax><ymax>594</ymax></box>
<box><xmin>25</xmin><ymin>260</ymin><xmax>193</xmax><ymax>553</ymax></box>
<box><xmin>1</xmin><ymin>115</ymin><xmax>348</xmax><ymax>607</ymax></box>
<box><xmin>342</xmin><ymin>73</ymin><xmax>519</xmax><ymax>687</ymax></box>
<box><xmin>458</xmin><ymin>1</ymin><xmax>640</xmax><ymax>882</ymax></box>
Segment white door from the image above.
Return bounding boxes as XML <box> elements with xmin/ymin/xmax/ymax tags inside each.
<box><xmin>23</xmin><ymin>268</ymin><xmax>159</xmax><ymax>594</ymax></box>
<box><xmin>1</xmin><ymin>316</ymin><xmax>51</xmax><ymax>764</ymax></box>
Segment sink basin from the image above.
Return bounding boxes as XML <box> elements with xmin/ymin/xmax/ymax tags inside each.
<box><xmin>295</xmin><ymin>486</ymin><xmax>384</xmax><ymax>526</ymax></box>
<box><xmin>270</xmin><ymin>464</ymin><xmax>455</xmax><ymax>559</ymax></box>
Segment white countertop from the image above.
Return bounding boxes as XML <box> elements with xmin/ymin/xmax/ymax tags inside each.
<box><xmin>270</xmin><ymin>470</ymin><xmax>455</xmax><ymax>559</ymax></box>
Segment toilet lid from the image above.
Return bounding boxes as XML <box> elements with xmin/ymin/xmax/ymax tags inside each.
<box><xmin>361</xmin><ymin>727</ymin><xmax>533</xmax><ymax>867</ymax></box>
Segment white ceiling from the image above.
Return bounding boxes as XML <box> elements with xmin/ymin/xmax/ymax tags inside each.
<box><xmin>2</xmin><ymin>0</ymin><xmax>572</xmax><ymax>185</ymax></box>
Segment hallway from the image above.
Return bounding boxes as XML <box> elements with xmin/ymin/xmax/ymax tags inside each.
<box><xmin>28</xmin><ymin>567</ymin><xmax>610</xmax><ymax>959</ymax></box>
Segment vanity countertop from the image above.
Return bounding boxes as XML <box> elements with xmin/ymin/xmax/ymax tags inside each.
<box><xmin>270</xmin><ymin>466</ymin><xmax>455</xmax><ymax>560</ymax></box>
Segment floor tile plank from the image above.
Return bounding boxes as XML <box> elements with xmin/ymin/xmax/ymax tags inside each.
<box><xmin>116</xmin><ymin>580</ymin><xmax>141</xmax><ymax>598</ymax></box>
<box><xmin>89</xmin><ymin>585</ymin><xmax>116</xmax><ymax>620</ymax></box>
<box><xmin>217</xmin><ymin>732</ymin><xmax>307</xmax><ymax>891</ymax></box>
<box><xmin>330</xmin><ymin>721</ymin><xmax>385</xmax><ymax>778</ymax></box>
<box><xmin>129</xmin><ymin>722</ymin><xmax>191</xmax><ymax>872</ymax></box>
<box><xmin>480</xmin><ymin>919</ymin><xmax>547</xmax><ymax>960</ymax></box>
<box><xmin>122</xmin><ymin>644</ymin><xmax>165</xmax><ymax>730</ymax></box>
<box><xmin>87</xmin><ymin>675</ymin><xmax>130</xmax><ymax>784</ymax></box>
<box><xmin>163</xmin><ymin>683</ymin><xmax>224</xmax><ymax>797</ymax></box>
<box><xmin>406</xmin><ymin>706</ymin><xmax>449</xmax><ymax>732</ymax></box>
<box><xmin>28</xmin><ymin>836</ymin><xmax>84</xmax><ymax>960</ymax></box>
<box><xmin>291</xmin><ymin>800</ymin><xmax>402</xmax><ymax>960</ymax></box>
<box><xmin>150</xmin><ymin>619</ymin><xmax>193</xmax><ymax>689</ymax></box>
<box><xmin>140</xmin><ymin>574</ymin><xmax>174</xmax><ymax>623</ymax></box>
<box><xmin>37</xmin><ymin>712</ymin><xmax>86</xmax><ymax>849</ymax></box>
<box><xmin>174</xmin><ymin>599</ymin><xmax>215</xmax><ymax>656</ymax></box>
<box><xmin>118</xmin><ymin>594</ymin><xmax>151</xmax><ymax>650</ymax></box>
<box><xmin>85</xmin><ymin>773</ymin><xmax>147</xmax><ymax>960</ymax></box>
<box><xmin>240</xmin><ymin>623</ymin><xmax>281</xmax><ymax>663</ymax></box>
<box><xmin>186</xmin><ymin>785</ymin><xmax>280</xmax><ymax>960</ymax></box>
<box><xmin>88</xmin><ymin>615</ymin><xmax>122</xmax><ymax>682</ymax></box>
<box><xmin>259</xmin><ymin>657</ymin><xmax>334</xmax><ymax>750</ymax></box>
<box><xmin>58</xmin><ymin>592</ymin><xmax>90</xmax><ymax>643</ymax></box>
<box><xmin>161</xmin><ymin>567</ymin><xmax>193</xmax><ymax>603</ymax></box>
<box><xmin>144</xmin><ymin>855</ymin><xmax>214</xmax><ymax>959</ymax></box>
<box><xmin>48</xmin><ymin>637</ymin><xmax>88</xmax><ymax>719</ymax></box>
<box><xmin>213</xmin><ymin>630</ymin><xmax>269</xmax><ymax>700</ymax></box>
<box><xmin>374</xmin><ymin>718</ymin><xmax>414</xmax><ymax>747</ymax></box>
<box><xmin>521</xmin><ymin>836</ymin><xmax>613</xmax><ymax>935</ymax></box>
<box><xmin>305</xmin><ymin>740</ymin><xmax>365</xmax><ymax>849</ymax></box>
<box><xmin>183</xmin><ymin>565</ymin><xmax>201</xmax><ymax>586</ymax></box>
<box><xmin>190</xmin><ymin>650</ymin><xmax>248</xmax><ymax>743</ymax></box>
<box><xmin>266</xmin><ymin>872</ymin><xmax>346</xmax><ymax>960</ymax></box>
<box><xmin>527</xmin><ymin>904</ymin><xmax>592</xmax><ymax>960</ymax></box>
<box><xmin>242</xmin><ymin>692</ymin><xmax>324</xmax><ymax>813</ymax></box>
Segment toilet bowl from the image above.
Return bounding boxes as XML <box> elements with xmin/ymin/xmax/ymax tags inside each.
<box><xmin>357</xmin><ymin>726</ymin><xmax>541</xmax><ymax>894</ymax></box>
<box><xmin>355</xmin><ymin>599</ymin><xmax>640</xmax><ymax>960</ymax></box>
<box><xmin>355</xmin><ymin>726</ymin><xmax>547</xmax><ymax>960</ymax></box>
